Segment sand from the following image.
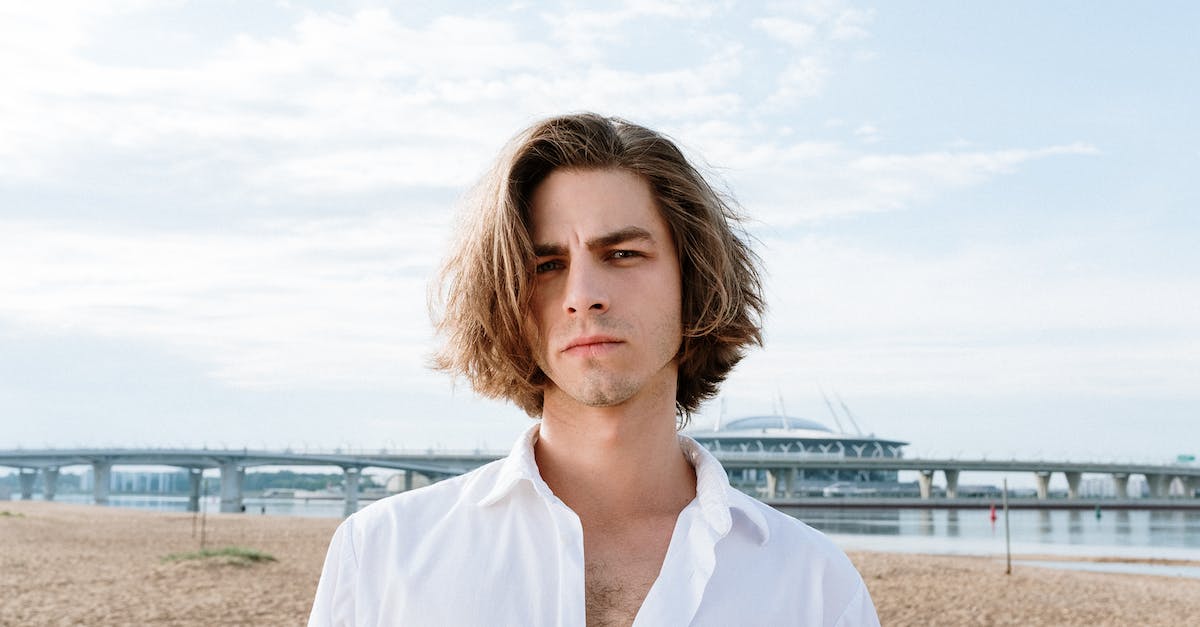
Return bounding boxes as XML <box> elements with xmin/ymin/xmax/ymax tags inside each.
<box><xmin>3</xmin><ymin>501</ymin><xmax>1198</xmax><ymax>626</ymax></box>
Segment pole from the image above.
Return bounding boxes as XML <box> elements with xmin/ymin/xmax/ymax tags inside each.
<box><xmin>200</xmin><ymin>472</ymin><xmax>209</xmax><ymax>551</ymax></box>
<box><xmin>1003</xmin><ymin>477</ymin><xmax>1011</xmax><ymax>575</ymax></box>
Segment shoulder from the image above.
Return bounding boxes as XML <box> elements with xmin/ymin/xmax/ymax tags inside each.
<box><xmin>309</xmin><ymin>458</ymin><xmax>517</xmax><ymax>625</ymax></box>
<box><xmin>726</xmin><ymin>489</ymin><xmax>868</xmax><ymax>594</ymax></box>
<box><xmin>720</xmin><ymin>491</ymin><xmax>878</xmax><ymax>625</ymax></box>
<box><xmin>342</xmin><ymin>457</ymin><xmax>507</xmax><ymax>541</ymax></box>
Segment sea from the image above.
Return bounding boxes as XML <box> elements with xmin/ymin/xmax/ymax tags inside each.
<box><xmin>781</xmin><ymin>506</ymin><xmax>1200</xmax><ymax>579</ymax></box>
<box><xmin>13</xmin><ymin>493</ymin><xmax>1200</xmax><ymax>578</ymax></box>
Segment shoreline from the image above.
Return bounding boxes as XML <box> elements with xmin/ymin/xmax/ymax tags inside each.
<box><xmin>14</xmin><ymin>495</ymin><xmax>1200</xmax><ymax>563</ymax></box>
<box><xmin>4</xmin><ymin>501</ymin><xmax>1199</xmax><ymax>625</ymax></box>
<box><xmin>18</xmin><ymin>492</ymin><xmax>1200</xmax><ymax>510</ymax></box>
<box><xmin>769</xmin><ymin>496</ymin><xmax>1200</xmax><ymax>510</ymax></box>
<box><xmin>11</xmin><ymin>498</ymin><xmax>1196</xmax><ymax>566</ymax></box>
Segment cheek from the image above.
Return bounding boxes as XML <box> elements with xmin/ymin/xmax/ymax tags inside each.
<box><xmin>518</xmin><ymin>288</ymin><xmax>546</xmax><ymax>355</ymax></box>
<box><xmin>654</xmin><ymin>277</ymin><xmax>684</xmax><ymax>345</ymax></box>
<box><xmin>522</xmin><ymin>310</ymin><xmax>543</xmax><ymax>353</ymax></box>
<box><xmin>661</xmin><ymin>266</ymin><xmax>683</xmax><ymax>328</ymax></box>
<box><xmin>529</xmin><ymin>280</ymin><xmax>559</xmax><ymax>320</ymax></box>
<box><xmin>528</xmin><ymin>300</ymin><xmax>553</xmax><ymax>342</ymax></box>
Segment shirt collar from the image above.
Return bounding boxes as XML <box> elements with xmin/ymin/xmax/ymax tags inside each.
<box><xmin>477</xmin><ymin>422</ymin><xmax>549</xmax><ymax>507</ymax></box>
<box><xmin>679</xmin><ymin>434</ymin><xmax>771</xmax><ymax>545</ymax></box>
<box><xmin>477</xmin><ymin>422</ymin><xmax>771</xmax><ymax>545</ymax></box>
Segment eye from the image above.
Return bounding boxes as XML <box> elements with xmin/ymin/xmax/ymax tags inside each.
<box><xmin>535</xmin><ymin>259</ymin><xmax>564</xmax><ymax>274</ymax></box>
<box><xmin>610</xmin><ymin>250</ymin><xmax>641</xmax><ymax>260</ymax></box>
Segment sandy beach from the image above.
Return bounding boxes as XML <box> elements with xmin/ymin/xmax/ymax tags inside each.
<box><xmin>3</xmin><ymin>501</ymin><xmax>1198</xmax><ymax>626</ymax></box>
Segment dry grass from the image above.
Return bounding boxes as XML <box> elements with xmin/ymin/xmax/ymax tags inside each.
<box><xmin>163</xmin><ymin>546</ymin><xmax>278</xmax><ymax>566</ymax></box>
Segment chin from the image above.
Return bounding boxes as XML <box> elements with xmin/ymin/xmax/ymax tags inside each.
<box><xmin>558</xmin><ymin>376</ymin><xmax>640</xmax><ymax>408</ymax></box>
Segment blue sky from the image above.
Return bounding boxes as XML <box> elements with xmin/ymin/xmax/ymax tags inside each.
<box><xmin>1</xmin><ymin>1</ymin><xmax>1196</xmax><ymax>467</ymax></box>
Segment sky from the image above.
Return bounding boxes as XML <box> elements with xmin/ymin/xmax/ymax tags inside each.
<box><xmin>1</xmin><ymin>1</ymin><xmax>1197</xmax><ymax>469</ymax></box>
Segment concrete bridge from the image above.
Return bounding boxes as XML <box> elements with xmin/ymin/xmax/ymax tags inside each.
<box><xmin>711</xmin><ymin>453</ymin><xmax>1200</xmax><ymax>501</ymax></box>
<box><xmin>2</xmin><ymin>448</ymin><xmax>1197</xmax><ymax>515</ymax></box>
<box><xmin>0</xmin><ymin>448</ymin><xmax>494</xmax><ymax>516</ymax></box>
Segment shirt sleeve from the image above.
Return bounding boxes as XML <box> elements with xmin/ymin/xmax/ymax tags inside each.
<box><xmin>832</xmin><ymin>579</ymin><xmax>881</xmax><ymax>627</ymax></box>
<box><xmin>308</xmin><ymin>518</ymin><xmax>359</xmax><ymax>627</ymax></box>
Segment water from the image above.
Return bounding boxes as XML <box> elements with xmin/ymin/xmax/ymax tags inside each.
<box><xmin>782</xmin><ymin>506</ymin><xmax>1200</xmax><ymax>578</ymax></box>
<box><xmin>11</xmin><ymin>493</ymin><xmax>371</xmax><ymax>518</ymax></box>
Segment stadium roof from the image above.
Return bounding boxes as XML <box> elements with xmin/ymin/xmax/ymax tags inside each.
<box><xmin>689</xmin><ymin>414</ymin><xmax>908</xmax><ymax>446</ymax></box>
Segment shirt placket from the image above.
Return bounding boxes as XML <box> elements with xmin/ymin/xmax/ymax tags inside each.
<box><xmin>545</xmin><ymin>493</ymin><xmax>587</xmax><ymax>626</ymax></box>
<box><xmin>631</xmin><ymin>503</ymin><xmax>722</xmax><ymax>627</ymax></box>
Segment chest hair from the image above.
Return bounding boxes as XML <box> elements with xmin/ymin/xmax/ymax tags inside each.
<box><xmin>586</xmin><ymin>560</ymin><xmax>658</xmax><ymax>627</ymax></box>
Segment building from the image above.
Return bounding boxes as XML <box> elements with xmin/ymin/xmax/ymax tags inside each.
<box><xmin>686</xmin><ymin>415</ymin><xmax>910</xmax><ymax>497</ymax></box>
<box><xmin>80</xmin><ymin>468</ymin><xmax>190</xmax><ymax>494</ymax></box>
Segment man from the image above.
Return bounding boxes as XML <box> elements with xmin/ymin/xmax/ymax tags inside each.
<box><xmin>309</xmin><ymin>113</ymin><xmax>879</xmax><ymax>626</ymax></box>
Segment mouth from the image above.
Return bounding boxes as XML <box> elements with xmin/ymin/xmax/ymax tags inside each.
<box><xmin>562</xmin><ymin>335</ymin><xmax>623</xmax><ymax>355</ymax></box>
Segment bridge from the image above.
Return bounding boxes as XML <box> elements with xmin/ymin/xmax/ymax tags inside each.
<box><xmin>713</xmin><ymin>453</ymin><xmax>1200</xmax><ymax>502</ymax></box>
<box><xmin>0</xmin><ymin>448</ymin><xmax>492</xmax><ymax>516</ymax></box>
<box><xmin>2</xmin><ymin>448</ymin><xmax>1197</xmax><ymax>515</ymax></box>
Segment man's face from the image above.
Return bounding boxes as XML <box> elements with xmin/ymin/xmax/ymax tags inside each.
<box><xmin>527</xmin><ymin>168</ymin><xmax>682</xmax><ymax>412</ymax></box>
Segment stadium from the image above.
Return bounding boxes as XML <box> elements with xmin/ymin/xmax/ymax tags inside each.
<box><xmin>686</xmin><ymin>414</ymin><xmax>910</xmax><ymax>497</ymax></box>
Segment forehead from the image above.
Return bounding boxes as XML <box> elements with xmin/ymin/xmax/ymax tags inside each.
<box><xmin>528</xmin><ymin>168</ymin><xmax>670</xmax><ymax>244</ymax></box>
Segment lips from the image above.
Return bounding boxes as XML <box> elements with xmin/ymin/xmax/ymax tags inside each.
<box><xmin>562</xmin><ymin>335</ymin><xmax>623</xmax><ymax>354</ymax></box>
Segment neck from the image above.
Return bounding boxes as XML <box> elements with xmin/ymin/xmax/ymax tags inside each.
<box><xmin>535</xmin><ymin>385</ymin><xmax>696</xmax><ymax>522</ymax></box>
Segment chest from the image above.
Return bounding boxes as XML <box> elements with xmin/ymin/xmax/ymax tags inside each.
<box><xmin>583</xmin><ymin>519</ymin><xmax>677</xmax><ymax>627</ymax></box>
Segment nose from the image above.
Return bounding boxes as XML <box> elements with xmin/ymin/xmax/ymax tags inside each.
<box><xmin>563</xmin><ymin>258</ymin><xmax>609</xmax><ymax>315</ymax></box>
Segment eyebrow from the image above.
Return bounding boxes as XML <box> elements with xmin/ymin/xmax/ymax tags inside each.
<box><xmin>533</xmin><ymin>226</ymin><xmax>656</xmax><ymax>257</ymax></box>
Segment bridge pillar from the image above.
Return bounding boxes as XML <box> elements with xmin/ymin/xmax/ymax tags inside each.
<box><xmin>343</xmin><ymin>468</ymin><xmax>361</xmax><ymax>517</ymax></box>
<box><xmin>404</xmin><ymin>471</ymin><xmax>414</xmax><ymax>492</ymax></box>
<box><xmin>787</xmin><ymin>467</ymin><xmax>799</xmax><ymax>498</ymax></box>
<box><xmin>1034</xmin><ymin>472</ymin><xmax>1051</xmax><ymax>500</ymax></box>
<box><xmin>764</xmin><ymin>469</ymin><xmax>778</xmax><ymax>499</ymax></box>
<box><xmin>1146</xmin><ymin>474</ymin><xmax>1169</xmax><ymax>498</ymax></box>
<box><xmin>917</xmin><ymin>470</ymin><xmax>934</xmax><ymax>499</ymax></box>
<box><xmin>944</xmin><ymin>470</ymin><xmax>960</xmax><ymax>499</ymax></box>
<box><xmin>1180</xmin><ymin>477</ymin><xmax>1196</xmax><ymax>498</ymax></box>
<box><xmin>42</xmin><ymin>467</ymin><xmax>59</xmax><ymax>501</ymax></box>
<box><xmin>93</xmin><ymin>462</ymin><xmax>111</xmax><ymax>505</ymax></box>
<box><xmin>1112</xmin><ymin>473</ymin><xmax>1129</xmax><ymax>499</ymax></box>
<box><xmin>18</xmin><ymin>469</ymin><xmax>36</xmax><ymax>500</ymax></box>
<box><xmin>219</xmin><ymin>463</ymin><xmax>244</xmax><ymax>513</ymax></box>
<box><xmin>1065</xmin><ymin>472</ymin><xmax>1081</xmax><ymax>499</ymax></box>
<box><xmin>187</xmin><ymin>469</ymin><xmax>202</xmax><ymax>512</ymax></box>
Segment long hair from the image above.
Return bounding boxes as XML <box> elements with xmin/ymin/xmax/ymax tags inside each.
<box><xmin>431</xmin><ymin>113</ymin><xmax>764</xmax><ymax>424</ymax></box>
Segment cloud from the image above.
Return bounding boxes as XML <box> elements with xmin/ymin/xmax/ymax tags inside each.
<box><xmin>765</xmin><ymin>56</ymin><xmax>830</xmax><ymax>106</ymax></box>
<box><xmin>0</xmin><ymin>8</ymin><xmax>554</xmax><ymax>186</ymax></box>
<box><xmin>752</xmin><ymin>0</ymin><xmax>874</xmax><ymax>108</ymax></box>
<box><xmin>853</xmin><ymin>123</ymin><xmax>880</xmax><ymax>143</ymax></box>
<box><xmin>722</xmin><ymin>233</ymin><xmax>1200</xmax><ymax>398</ymax></box>
<box><xmin>753</xmin><ymin>17</ymin><xmax>817</xmax><ymax>47</ymax></box>
<box><xmin>540</xmin><ymin>0</ymin><xmax>718</xmax><ymax>61</ymax></box>
<box><xmin>717</xmin><ymin>141</ymin><xmax>1100</xmax><ymax>224</ymax></box>
<box><xmin>830</xmin><ymin>7</ymin><xmax>873</xmax><ymax>41</ymax></box>
<box><xmin>0</xmin><ymin>3</ymin><xmax>759</xmax><ymax>206</ymax></box>
<box><xmin>0</xmin><ymin>216</ymin><xmax>451</xmax><ymax>389</ymax></box>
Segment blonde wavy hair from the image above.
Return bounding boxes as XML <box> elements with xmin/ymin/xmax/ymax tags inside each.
<box><xmin>431</xmin><ymin>113</ymin><xmax>764</xmax><ymax>423</ymax></box>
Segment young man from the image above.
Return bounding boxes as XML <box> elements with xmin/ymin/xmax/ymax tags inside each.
<box><xmin>309</xmin><ymin>114</ymin><xmax>879</xmax><ymax>626</ymax></box>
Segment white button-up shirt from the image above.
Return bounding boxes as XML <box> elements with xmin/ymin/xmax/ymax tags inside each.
<box><xmin>310</xmin><ymin>424</ymin><xmax>879</xmax><ymax>626</ymax></box>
